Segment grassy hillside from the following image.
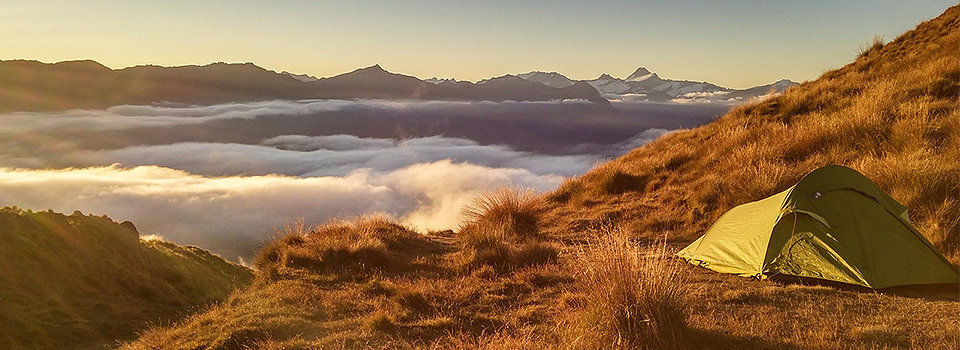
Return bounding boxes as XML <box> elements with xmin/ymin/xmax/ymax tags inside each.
<box><xmin>544</xmin><ymin>5</ymin><xmax>960</xmax><ymax>266</ymax></box>
<box><xmin>0</xmin><ymin>207</ymin><xmax>253</xmax><ymax>349</ymax></box>
<box><xmin>124</xmin><ymin>213</ymin><xmax>576</xmax><ymax>349</ymax></box>
<box><xmin>123</xmin><ymin>5</ymin><xmax>959</xmax><ymax>350</ymax></box>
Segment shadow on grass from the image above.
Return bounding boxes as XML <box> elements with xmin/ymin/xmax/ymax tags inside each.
<box><xmin>770</xmin><ymin>275</ymin><xmax>959</xmax><ymax>302</ymax></box>
<box><xmin>687</xmin><ymin>327</ymin><xmax>804</xmax><ymax>350</ymax></box>
<box><xmin>879</xmin><ymin>284</ymin><xmax>959</xmax><ymax>302</ymax></box>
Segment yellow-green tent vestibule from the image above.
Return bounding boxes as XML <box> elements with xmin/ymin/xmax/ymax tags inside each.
<box><xmin>677</xmin><ymin>165</ymin><xmax>958</xmax><ymax>289</ymax></box>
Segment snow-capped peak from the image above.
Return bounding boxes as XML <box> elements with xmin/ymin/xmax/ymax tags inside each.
<box><xmin>595</xmin><ymin>73</ymin><xmax>616</xmax><ymax>81</ymax></box>
<box><xmin>515</xmin><ymin>71</ymin><xmax>575</xmax><ymax>88</ymax></box>
<box><xmin>772</xmin><ymin>79</ymin><xmax>798</xmax><ymax>87</ymax></box>
<box><xmin>281</xmin><ymin>71</ymin><xmax>319</xmax><ymax>82</ymax></box>
<box><xmin>424</xmin><ymin>77</ymin><xmax>457</xmax><ymax>84</ymax></box>
<box><xmin>509</xmin><ymin>65</ymin><xmax>799</xmax><ymax>104</ymax></box>
<box><xmin>626</xmin><ymin>67</ymin><xmax>662</xmax><ymax>83</ymax></box>
<box><xmin>626</xmin><ymin>67</ymin><xmax>652</xmax><ymax>80</ymax></box>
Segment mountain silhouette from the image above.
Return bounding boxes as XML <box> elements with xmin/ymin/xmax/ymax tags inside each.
<box><xmin>0</xmin><ymin>61</ymin><xmax>609</xmax><ymax>112</ymax></box>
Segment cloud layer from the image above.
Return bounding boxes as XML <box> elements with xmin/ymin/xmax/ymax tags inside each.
<box><xmin>0</xmin><ymin>100</ymin><xmax>685</xmax><ymax>260</ymax></box>
<box><xmin>0</xmin><ymin>162</ymin><xmax>563</xmax><ymax>259</ymax></box>
<box><xmin>68</xmin><ymin>135</ymin><xmax>602</xmax><ymax>177</ymax></box>
<box><xmin>0</xmin><ymin>99</ymin><xmax>597</xmax><ymax>133</ymax></box>
<box><xmin>0</xmin><ymin>130</ymin><xmax>608</xmax><ymax>260</ymax></box>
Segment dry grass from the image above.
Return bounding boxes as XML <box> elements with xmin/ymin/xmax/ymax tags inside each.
<box><xmin>858</xmin><ymin>35</ymin><xmax>886</xmax><ymax>58</ymax></box>
<box><xmin>255</xmin><ymin>217</ymin><xmax>435</xmax><ymax>279</ymax></box>
<box><xmin>461</xmin><ymin>187</ymin><xmax>544</xmax><ymax>242</ymax></box>
<box><xmin>567</xmin><ymin>228</ymin><xmax>690</xmax><ymax>350</ymax></box>
<box><xmin>124</xmin><ymin>207</ymin><xmax>960</xmax><ymax>350</ymax></box>
<box><xmin>457</xmin><ymin>188</ymin><xmax>558</xmax><ymax>272</ymax></box>
<box><xmin>125</xmin><ymin>201</ymin><xmax>573</xmax><ymax>349</ymax></box>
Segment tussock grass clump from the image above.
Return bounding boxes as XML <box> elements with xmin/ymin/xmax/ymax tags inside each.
<box><xmin>569</xmin><ymin>228</ymin><xmax>690</xmax><ymax>350</ymax></box>
<box><xmin>546</xmin><ymin>178</ymin><xmax>586</xmax><ymax>203</ymax></box>
<box><xmin>601</xmin><ymin>170</ymin><xmax>649</xmax><ymax>195</ymax></box>
<box><xmin>511</xmin><ymin>242</ymin><xmax>560</xmax><ymax>267</ymax></box>
<box><xmin>458</xmin><ymin>188</ymin><xmax>558</xmax><ymax>271</ymax></box>
<box><xmin>394</xmin><ymin>290</ymin><xmax>433</xmax><ymax>318</ymax></box>
<box><xmin>365</xmin><ymin>311</ymin><xmax>400</xmax><ymax>334</ymax></box>
<box><xmin>460</xmin><ymin>240</ymin><xmax>560</xmax><ymax>272</ymax></box>
<box><xmin>858</xmin><ymin>35</ymin><xmax>886</xmax><ymax>58</ymax></box>
<box><xmin>461</xmin><ymin>187</ymin><xmax>543</xmax><ymax>241</ymax></box>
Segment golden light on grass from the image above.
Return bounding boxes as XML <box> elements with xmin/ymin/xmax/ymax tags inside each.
<box><xmin>567</xmin><ymin>227</ymin><xmax>690</xmax><ymax>350</ymax></box>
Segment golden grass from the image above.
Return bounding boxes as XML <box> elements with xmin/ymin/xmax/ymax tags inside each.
<box><xmin>124</xmin><ymin>207</ymin><xmax>960</xmax><ymax>349</ymax></box>
<box><xmin>858</xmin><ymin>35</ymin><xmax>886</xmax><ymax>58</ymax></box>
<box><xmin>125</xmin><ymin>205</ymin><xmax>573</xmax><ymax>349</ymax></box>
<box><xmin>255</xmin><ymin>217</ymin><xmax>433</xmax><ymax>279</ymax></box>
<box><xmin>461</xmin><ymin>187</ymin><xmax>544</xmax><ymax>241</ymax></box>
<box><xmin>567</xmin><ymin>228</ymin><xmax>690</xmax><ymax>350</ymax></box>
<box><xmin>457</xmin><ymin>188</ymin><xmax>559</xmax><ymax>272</ymax></box>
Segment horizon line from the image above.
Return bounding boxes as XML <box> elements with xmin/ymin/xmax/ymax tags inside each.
<box><xmin>0</xmin><ymin>57</ymin><xmax>799</xmax><ymax>88</ymax></box>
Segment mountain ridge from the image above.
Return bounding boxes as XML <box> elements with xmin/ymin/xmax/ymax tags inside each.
<box><xmin>515</xmin><ymin>68</ymin><xmax>798</xmax><ymax>102</ymax></box>
<box><xmin>0</xmin><ymin>59</ymin><xmax>796</xmax><ymax>112</ymax></box>
<box><xmin>0</xmin><ymin>60</ymin><xmax>610</xmax><ymax>112</ymax></box>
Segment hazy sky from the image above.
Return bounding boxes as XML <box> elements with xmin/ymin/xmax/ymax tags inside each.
<box><xmin>1</xmin><ymin>1</ymin><xmax>953</xmax><ymax>88</ymax></box>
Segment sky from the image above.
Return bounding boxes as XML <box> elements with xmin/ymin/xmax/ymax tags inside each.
<box><xmin>0</xmin><ymin>0</ymin><xmax>954</xmax><ymax>88</ymax></box>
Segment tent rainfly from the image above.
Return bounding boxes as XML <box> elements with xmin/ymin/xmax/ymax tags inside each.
<box><xmin>677</xmin><ymin>165</ymin><xmax>959</xmax><ymax>289</ymax></box>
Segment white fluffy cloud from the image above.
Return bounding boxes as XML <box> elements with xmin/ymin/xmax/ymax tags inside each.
<box><xmin>0</xmin><ymin>161</ymin><xmax>562</xmax><ymax>259</ymax></box>
<box><xmin>618</xmin><ymin>128</ymin><xmax>676</xmax><ymax>153</ymax></box>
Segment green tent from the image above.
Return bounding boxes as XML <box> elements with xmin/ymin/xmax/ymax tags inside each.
<box><xmin>677</xmin><ymin>165</ymin><xmax>958</xmax><ymax>289</ymax></box>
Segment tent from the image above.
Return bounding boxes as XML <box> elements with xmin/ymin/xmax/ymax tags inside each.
<box><xmin>677</xmin><ymin>165</ymin><xmax>958</xmax><ymax>289</ymax></box>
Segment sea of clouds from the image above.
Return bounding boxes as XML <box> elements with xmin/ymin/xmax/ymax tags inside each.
<box><xmin>0</xmin><ymin>161</ymin><xmax>566</xmax><ymax>259</ymax></box>
<box><xmin>0</xmin><ymin>100</ymin><xmax>676</xmax><ymax>260</ymax></box>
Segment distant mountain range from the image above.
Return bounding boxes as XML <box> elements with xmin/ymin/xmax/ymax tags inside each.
<box><xmin>0</xmin><ymin>59</ymin><xmax>796</xmax><ymax>112</ymax></box>
<box><xmin>513</xmin><ymin>67</ymin><xmax>798</xmax><ymax>103</ymax></box>
<box><xmin>0</xmin><ymin>60</ymin><xmax>609</xmax><ymax>112</ymax></box>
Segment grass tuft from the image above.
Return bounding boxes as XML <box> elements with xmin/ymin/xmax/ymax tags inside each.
<box><xmin>395</xmin><ymin>290</ymin><xmax>433</xmax><ymax>317</ymax></box>
<box><xmin>461</xmin><ymin>187</ymin><xmax>543</xmax><ymax>240</ymax></box>
<box><xmin>365</xmin><ymin>311</ymin><xmax>399</xmax><ymax>334</ymax></box>
<box><xmin>569</xmin><ymin>228</ymin><xmax>690</xmax><ymax>350</ymax></box>
<box><xmin>600</xmin><ymin>169</ymin><xmax>649</xmax><ymax>195</ymax></box>
<box><xmin>858</xmin><ymin>35</ymin><xmax>886</xmax><ymax>57</ymax></box>
<box><xmin>457</xmin><ymin>187</ymin><xmax>559</xmax><ymax>272</ymax></box>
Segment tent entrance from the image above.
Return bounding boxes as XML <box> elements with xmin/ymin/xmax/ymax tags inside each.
<box><xmin>764</xmin><ymin>213</ymin><xmax>869</xmax><ymax>286</ymax></box>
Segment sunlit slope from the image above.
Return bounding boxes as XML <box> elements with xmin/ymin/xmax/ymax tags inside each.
<box><xmin>0</xmin><ymin>207</ymin><xmax>253</xmax><ymax>350</ymax></box>
<box><xmin>544</xmin><ymin>4</ymin><xmax>960</xmax><ymax>264</ymax></box>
